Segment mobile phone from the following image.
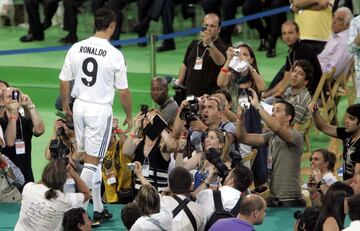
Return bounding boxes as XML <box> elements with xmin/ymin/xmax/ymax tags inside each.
<box><xmin>140</xmin><ymin>104</ymin><xmax>149</xmax><ymax>115</ymax></box>
<box><xmin>143</xmin><ymin>115</ymin><xmax>168</xmax><ymax>140</ymax></box>
<box><xmin>201</xmin><ymin>26</ymin><xmax>207</xmax><ymax>32</ymax></box>
<box><xmin>12</xmin><ymin>90</ymin><xmax>20</xmax><ymax>101</ymax></box>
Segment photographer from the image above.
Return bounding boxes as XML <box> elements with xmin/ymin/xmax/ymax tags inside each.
<box><xmin>217</xmin><ymin>43</ymin><xmax>266</xmax><ymax>112</ymax></box>
<box><xmin>175</xmin><ymin>128</ymin><xmax>231</xmax><ymax>193</ymax></box>
<box><xmin>14</xmin><ymin>159</ymin><xmax>90</xmax><ymax>231</ymax></box>
<box><xmin>236</xmin><ymin>88</ymin><xmax>305</xmax><ymax>207</ymax></box>
<box><xmin>123</xmin><ymin>110</ymin><xmax>177</xmax><ymax>192</ymax></box>
<box><xmin>45</xmin><ymin>118</ymin><xmax>78</xmax><ymax>161</ymax></box>
<box><xmin>0</xmin><ymin>87</ymin><xmax>45</xmax><ymax>189</ymax></box>
<box><xmin>196</xmin><ymin>164</ymin><xmax>253</xmax><ymax>222</ymax></box>
<box><xmin>173</xmin><ymin>96</ymin><xmax>237</xmax><ymax>156</ymax></box>
<box><xmin>101</xmin><ymin>117</ymin><xmax>133</xmax><ymax>204</ymax></box>
<box><xmin>45</xmin><ymin>118</ymin><xmax>80</xmax><ymax>193</ymax></box>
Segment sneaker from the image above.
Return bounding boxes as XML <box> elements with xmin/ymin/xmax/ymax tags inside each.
<box><xmin>93</xmin><ymin>209</ymin><xmax>113</xmax><ymax>223</ymax></box>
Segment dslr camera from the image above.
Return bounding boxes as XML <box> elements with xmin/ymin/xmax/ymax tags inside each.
<box><xmin>49</xmin><ymin>138</ymin><xmax>70</xmax><ymax>160</ymax></box>
<box><xmin>179</xmin><ymin>95</ymin><xmax>200</xmax><ymax>122</ymax></box>
<box><xmin>205</xmin><ymin>148</ymin><xmax>229</xmax><ymax>178</ymax></box>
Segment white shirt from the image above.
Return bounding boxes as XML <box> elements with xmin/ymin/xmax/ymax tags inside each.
<box><xmin>343</xmin><ymin>220</ymin><xmax>360</xmax><ymax>231</ymax></box>
<box><xmin>130</xmin><ymin>209</ymin><xmax>173</xmax><ymax>231</ymax></box>
<box><xmin>59</xmin><ymin>36</ymin><xmax>128</xmax><ymax>105</ymax></box>
<box><xmin>14</xmin><ymin>182</ymin><xmax>84</xmax><ymax>231</ymax></box>
<box><xmin>161</xmin><ymin>194</ymin><xmax>206</xmax><ymax>231</ymax></box>
<box><xmin>196</xmin><ymin>186</ymin><xmax>241</xmax><ymax>222</ymax></box>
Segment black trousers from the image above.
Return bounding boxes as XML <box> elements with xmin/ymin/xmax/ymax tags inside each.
<box><xmin>24</xmin><ymin>0</ymin><xmax>61</xmax><ymax>36</ymax></box>
<box><xmin>201</xmin><ymin>0</ymin><xmax>244</xmax><ymax>46</ymax></box>
<box><xmin>137</xmin><ymin>0</ymin><xmax>175</xmax><ymax>46</ymax></box>
<box><xmin>268</xmin><ymin>0</ymin><xmax>288</xmax><ymax>50</ymax></box>
<box><xmin>107</xmin><ymin>0</ymin><xmax>135</xmax><ymax>40</ymax></box>
<box><xmin>242</xmin><ymin>0</ymin><xmax>270</xmax><ymax>40</ymax></box>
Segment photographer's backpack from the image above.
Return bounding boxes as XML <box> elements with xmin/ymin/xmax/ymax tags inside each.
<box><xmin>204</xmin><ymin>190</ymin><xmax>242</xmax><ymax>231</ymax></box>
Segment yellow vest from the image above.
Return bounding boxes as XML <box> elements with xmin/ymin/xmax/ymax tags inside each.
<box><xmin>102</xmin><ymin>140</ymin><xmax>133</xmax><ymax>203</ymax></box>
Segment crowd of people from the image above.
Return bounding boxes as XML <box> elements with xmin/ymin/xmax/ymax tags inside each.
<box><xmin>1</xmin><ymin>2</ymin><xmax>360</xmax><ymax>231</ymax></box>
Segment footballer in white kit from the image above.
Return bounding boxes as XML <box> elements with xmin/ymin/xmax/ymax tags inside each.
<box><xmin>59</xmin><ymin>8</ymin><xmax>132</xmax><ymax>223</ymax></box>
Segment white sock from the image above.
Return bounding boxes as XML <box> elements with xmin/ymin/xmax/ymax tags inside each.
<box><xmin>81</xmin><ymin>163</ymin><xmax>97</xmax><ymax>211</ymax></box>
<box><xmin>92</xmin><ymin>181</ymin><xmax>104</xmax><ymax>213</ymax></box>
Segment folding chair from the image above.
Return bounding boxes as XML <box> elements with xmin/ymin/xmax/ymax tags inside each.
<box><xmin>293</xmin><ymin>120</ymin><xmax>312</xmax><ymax>153</ymax></box>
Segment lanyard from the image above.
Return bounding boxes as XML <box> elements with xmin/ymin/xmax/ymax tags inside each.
<box><xmin>196</xmin><ymin>43</ymin><xmax>208</xmax><ymax>58</ymax></box>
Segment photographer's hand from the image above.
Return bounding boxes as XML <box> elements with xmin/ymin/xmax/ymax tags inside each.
<box><xmin>134</xmin><ymin>161</ymin><xmax>150</xmax><ymax>185</ymax></box>
<box><xmin>200</xmin><ymin>30</ymin><xmax>212</xmax><ymax>46</ymax></box>
<box><xmin>190</xmin><ymin>118</ymin><xmax>207</xmax><ymax>132</ymax></box>
<box><xmin>248</xmin><ymin>88</ymin><xmax>260</xmax><ymax>108</ymax></box>
<box><xmin>226</xmin><ymin>47</ymin><xmax>235</xmax><ymax>61</ymax></box>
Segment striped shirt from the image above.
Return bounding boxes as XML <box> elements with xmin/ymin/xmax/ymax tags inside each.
<box><xmin>284</xmin><ymin>87</ymin><xmax>312</xmax><ymax>124</ymax></box>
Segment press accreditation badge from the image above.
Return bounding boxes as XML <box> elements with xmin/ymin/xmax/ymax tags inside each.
<box><xmin>142</xmin><ymin>163</ymin><xmax>150</xmax><ymax>177</ymax></box>
<box><xmin>15</xmin><ymin>139</ymin><xmax>26</xmax><ymax>155</ymax></box>
<box><xmin>194</xmin><ymin>57</ymin><xmax>203</xmax><ymax>70</ymax></box>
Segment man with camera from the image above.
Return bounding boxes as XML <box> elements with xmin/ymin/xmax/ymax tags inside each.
<box><xmin>236</xmin><ymin>88</ymin><xmax>305</xmax><ymax>207</ymax></box>
<box><xmin>177</xmin><ymin>13</ymin><xmax>227</xmax><ymax>97</ymax></box>
<box><xmin>150</xmin><ymin>76</ymin><xmax>178</xmax><ymax>125</ymax></box>
<box><xmin>0</xmin><ymin>87</ymin><xmax>45</xmax><ymax>190</ymax></box>
<box><xmin>59</xmin><ymin>9</ymin><xmax>132</xmax><ymax>222</ymax></box>
<box><xmin>196</xmin><ymin>164</ymin><xmax>253</xmax><ymax>223</ymax></box>
<box><xmin>173</xmin><ymin>95</ymin><xmax>238</xmax><ymax>162</ymax></box>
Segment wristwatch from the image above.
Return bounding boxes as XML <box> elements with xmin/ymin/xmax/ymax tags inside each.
<box><xmin>208</xmin><ymin>42</ymin><xmax>215</xmax><ymax>48</ymax></box>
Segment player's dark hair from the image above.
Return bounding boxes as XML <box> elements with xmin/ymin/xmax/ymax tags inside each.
<box><xmin>94</xmin><ymin>8</ymin><xmax>116</xmax><ymax>31</ymax></box>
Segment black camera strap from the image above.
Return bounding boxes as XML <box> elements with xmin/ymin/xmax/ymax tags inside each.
<box><xmin>172</xmin><ymin>195</ymin><xmax>197</xmax><ymax>231</ymax></box>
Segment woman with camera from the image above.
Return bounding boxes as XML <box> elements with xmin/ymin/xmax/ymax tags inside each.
<box><xmin>217</xmin><ymin>43</ymin><xmax>268</xmax><ymax>190</ymax></box>
<box><xmin>175</xmin><ymin>128</ymin><xmax>231</xmax><ymax>194</ymax></box>
<box><xmin>217</xmin><ymin>43</ymin><xmax>266</xmax><ymax>112</ymax></box>
<box><xmin>14</xmin><ymin>159</ymin><xmax>90</xmax><ymax>231</ymax></box>
<box><xmin>123</xmin><ymin>110</ymin><xmax>177</xmax><ymax>193</ymax></box>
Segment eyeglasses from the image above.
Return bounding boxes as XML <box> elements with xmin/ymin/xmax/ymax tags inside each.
<box><xmin>309</xmin><ymin>157</ymin><xmax>320</xmax><ymax>162</ymax></box>
<box><xmin>333</xmin><ymin>17</ymin><xmax>344</xmax><ymax>24</ymax></box>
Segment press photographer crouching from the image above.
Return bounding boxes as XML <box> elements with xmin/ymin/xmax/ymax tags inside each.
<box><xmin>45</xmin><ymin>118</ymin><xmax>81</xmax><ymax>193</ymax></box>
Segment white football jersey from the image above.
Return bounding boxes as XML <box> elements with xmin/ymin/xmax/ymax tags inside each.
<box><xmin>59</xmin><ymin>36</ymin><xmax>128</xmax><ymax>105</ymax></box>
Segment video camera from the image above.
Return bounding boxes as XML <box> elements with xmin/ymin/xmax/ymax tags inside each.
<box><xmin>179</xmin><ymin>95</ymin><xmax>200</xmax><ymax>122</ymax></box>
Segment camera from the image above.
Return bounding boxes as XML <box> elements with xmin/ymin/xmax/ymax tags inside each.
<box><xmin>201</xmin><ymin>26</ymin><xmax>207</xmax><ymax>32</ymax></box>
<box><xmin>49</xmin><ymin>138</ymin><xmax>70</xmax><ymax>160</ymax></box>
<box><xmin>127</xmin><ymin>163</ymin><xmax>135</xmax><ymax>171</ymax></box>
<box><xmin>205</xmin><ymin>148</ymin><xmax>229</xmax><ymax>178</ymax></box>
<box><xmin>140</xmin><ymin>104</ymin><xmax>148</xmax><ymax>115</ymax></box>
<box><xmin>12</xmin><ymin>90</ymin><xmax>20</xmax><ymax>101</ymax></box>
<box><xmin>179</xmin><ymin>95</ymin><xmax>200</xmax><ymax>122</ymax></box>
<box><xmin>56</xmin><ymin>117</ymin><xmax>74</xmax><ymax>137</ymax></box>
<box><xmin>233</xmin><ymin>48</ymin><xmax>241</xmax><ymax>56</ymax></box>
<box><xmin>229</xmin><ymin>56</ymin><xmax>249</xmax><ymax>74</ymax></box>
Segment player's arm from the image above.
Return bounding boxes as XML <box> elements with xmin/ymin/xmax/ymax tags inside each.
<box><xmin>60</xmin><ymin>80</ymin><xmax>72</xmax><ymax>118</ymax></box>
<box><xmin>119</xmin><ymin>88</ymin><xmax>132</xmax><ymax>132</ymax></box>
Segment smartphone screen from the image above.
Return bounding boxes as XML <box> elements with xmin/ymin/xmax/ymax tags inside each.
<box><xmin>143</xmin><ymin>115</ymin><xmax>168</xmax><ymax>140</ymax></box>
